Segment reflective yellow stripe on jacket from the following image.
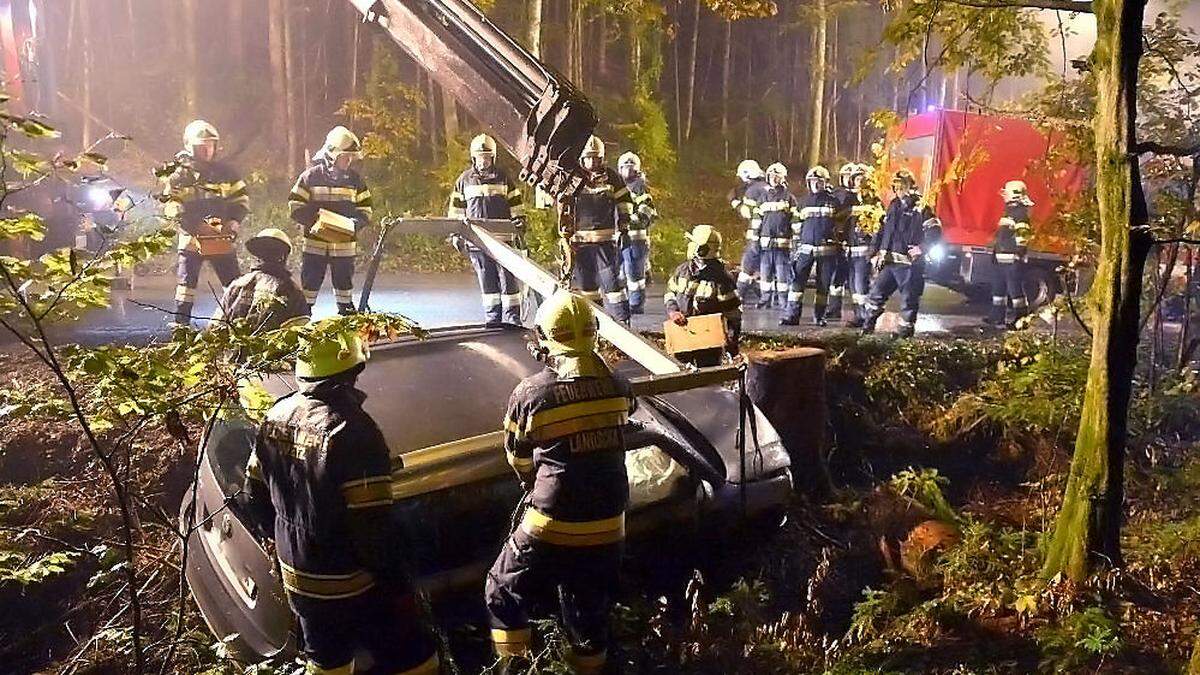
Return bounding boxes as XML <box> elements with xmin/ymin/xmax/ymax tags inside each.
<box><xmin>520</xmin><ymin>508</ymin><xmax>625</xmax><ymax>546</ymax></box>
<box><xmin>279</xmin><ymin>562</ymin><xmax>375</xmax><ymax>600</ymax></box>
<box><xmin>520</xmin><ymin>396</ymin><xmax>630</xmax><ymax>442</ymax></box>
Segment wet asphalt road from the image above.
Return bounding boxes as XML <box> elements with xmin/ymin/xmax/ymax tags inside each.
<box><xmin>41</xmin><ymin>270</ymin><xmax>1062</xmax><ymax>347</ymax></box>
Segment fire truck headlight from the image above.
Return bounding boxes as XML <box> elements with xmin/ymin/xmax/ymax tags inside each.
<box><xmin>928</xmin><ymin>244</ymin><xmax>947</xmax><ymax>263</ymax></box>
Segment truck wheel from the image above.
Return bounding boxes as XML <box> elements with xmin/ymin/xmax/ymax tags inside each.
<box><xmin>1023</xmin><ymin>267</ymin><xmax>1060</xmax><ymax>308</ymax></box>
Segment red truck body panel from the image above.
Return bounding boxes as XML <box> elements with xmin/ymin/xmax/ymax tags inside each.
<box><xmin>888</xmin><ymin>110</ymin><xmax>1087</xmax><ymax>256</ymax></box>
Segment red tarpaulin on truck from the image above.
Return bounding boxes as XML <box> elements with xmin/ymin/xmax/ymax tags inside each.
<box><xmin>891</xmin><ymin>110</ymin><xmax>1087</xmax><ymax>255</ymax></box>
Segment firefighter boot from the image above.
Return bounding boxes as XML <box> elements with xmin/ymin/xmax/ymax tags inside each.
<box><xmin>337</xmin><ymin>303</ymin><xmax>356</xmax><ymax>316</ymax></box>
<box><xmin>174</xmin><ymin>302</ymin><xmax>194</xmax><ymax>328</ymax></box>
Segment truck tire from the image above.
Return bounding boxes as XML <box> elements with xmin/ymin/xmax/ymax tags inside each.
<box><xmin>1023</xmin><ymin>266</ymin><xmax>1060</xmax><ymax>308</ymax></box>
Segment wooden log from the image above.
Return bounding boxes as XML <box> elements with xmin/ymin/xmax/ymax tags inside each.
<box><xmin>745</xmin><ymin>347</ymin><xmax>831</xmax><ymax>496</ymax></box>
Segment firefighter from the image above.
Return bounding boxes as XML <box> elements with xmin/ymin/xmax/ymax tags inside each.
<box><xmin>835</xmin><ymin>163</ymin><xmax>879</xmax><ymax>327</ymax></box>
<box><xmin>485</xmin><ymin>290</ymin><xmax>635</xmax><ymax>674</ymax></box>
<box><xmin>754</xmin><ymin>163</ymin><xmax>799</xmax><ymax>309</ymax></box>
<box><xmin>781</xmin><ymin>165</ymin><xmax>841</xmax><ymax>326</ymax></box>
<box><xmin>861</xmin><ymin>169</ymin><xmax>943</xmax><ymax>338</ymax></box>
<box><xmin>664</xmin><ymin>224</ymin><xmax>742</xmax><ymax>366</ymax></box>
<box><xmin>729</xmin><ymin>159</ymin><xmax>768</xmax><ymax>301</ymax></box>
<box><xmin>447</xmin><ymin>133</ymin><xmax>527</xmax><ymax>327</ymax></box>
<box><xmin>289</xmin><ymin>126</ymin><xmax>373</xmax><ymax>315</ymax></box>
<box><xmin>617</xmin><ymin>151</ymin><xmax>657</xmax><ymax>314</ymax></box>
<box><xmin>825</xmin><ymin>162</ymin><xmax>863</xmax><ymax>321</ymax></box>
<box><xmin>986</xmin><ymin>180</ymin><xmax>1034</xmax><ymax>328</ymax></box>
<box><xmin>569</xmin><ymin>136</ymin><xmax>633</xmax><ymax>322</ymax></box>
<box><xmin>211</xmin><ymin>228</ymin><xmax>310</xmax><ymax>332</ymax></box>
<box><xmin>160</xmin><ymin>120</ymin><xmax>248</xmax><ymax>326</ymax></box>
<box><xmin>241</xmin><ymin>325</ymin><xmax>439</xmax><ymax>675</ymax></box>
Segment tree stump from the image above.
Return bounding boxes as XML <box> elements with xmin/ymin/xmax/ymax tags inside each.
<box><xmin>745</xmin><ymin>347</ymin><xmax>831</xmax><ymax>496</ymax></box>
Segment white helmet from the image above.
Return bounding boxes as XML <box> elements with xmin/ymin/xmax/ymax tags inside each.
<box><xmin>765</xmin><ymin>162</ymin><xmax>788</xmax><ymax>180</ymax></box>
<box><xmin>618</xmin><ymin>151</ymin><xmax>642</xmax><ymax>173</ymax></box>
<box><xmin>183</xmin><ymin>120</ymin><xmax>219</xmax><ymax>148</ymax></box>
<box><xmin>580</xmin><ymin>135</ymin><xmax>605</xmax><ymax>160</ymax></box>
<box><xmin>1001</xmin><ymin>180</ymin><xmax>1033</xmax><ymax>204</ymax></box>
<box><xmin>737</xmin><ymin>159</ymin><xmax>765</xmax><ymax>181</ymax></box>
<box><xmin>806</xmin><ymin>166</ymin><xmax>831</xmax><ymax>182</ymax></box>
<box><xmin>470</xmin><ymin>133</ymin><xmax>497</xmax><ymax>158</ymax></box>
<box><xmin>320</xmin><ymin>126</ymin><xmax>363</xmax><ymax>161</ymax></box>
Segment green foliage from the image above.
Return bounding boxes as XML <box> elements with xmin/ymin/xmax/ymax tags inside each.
<box><xmin>889</xmin><ymin>467</ymin><xmax>957</xmax><ymax>523</ymax></box>
<box><xmin>860</xmin><ymin>339</ymin><xmax>992</xmax><ymax>422</ymax></box>
<box><xmin>936</xmin><ymin>518</ymin><xmax>1043</xmax><ymax>618</ymax></box>
<box><xmin>847</xmin><ymin>587</ymin><xmax>906</xmax><ymax>644</ymax></box>
<box><xmin>0</xmin><ymin>549</ymin><xmax>79</xmax><ymax>586</ymax></box>
<box><xmin>1036</xmin><ymin>607</ymin><xmax>1123</xmax><ymax>671</ymax></box>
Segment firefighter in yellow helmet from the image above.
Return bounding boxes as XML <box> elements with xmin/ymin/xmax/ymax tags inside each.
<box><xmin>289</xmin><ymin>126</ymin><xmax>373</xmax><ymax>315</ymax></box>
<box><xmin>158</xmin><ymin>120</ymin><xmax>249</xmax><ymax>326</ymax></box>
<box><xmin>664</xmin><ymin>224</ymin><xmax>742</xmax><ymax>366</ymax></box>
<box><xmin>568</xmin><ymin>136</ymin><xmax>634</xmax><ymax>322</ymax></box>
<box><xmin>447</xmin><ymin>133</ymin><xmax>527</xmax><ymax>326</ymax></box>
<box><xmin>211</xmin><ymin>228</ymin><xmax>310</xmax><ymax>332</ymax></box>
<box><xmin>485</xmin><ymin>290</ymin><xmax>635</xmax><ymax>674</ymax></box>
<box><xmin>241</xmin><ymin>323</ymin><xmax>439</xmax><ymax>674</ymax></box>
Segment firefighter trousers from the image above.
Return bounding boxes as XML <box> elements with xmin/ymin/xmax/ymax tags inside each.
<box><xmin>620</xmin><ymin>240</ymin><xmax>650</xmax><ymax>312</ymax></box>
<box><xmin>571</xmin><ymin>242</ymin><xmax>630</xmax><ymax>322</ymax></box>
<box><xmin>990</xmin><ymin>259</ymin><xmax>1029</xmax><ymax>325</ymax></box>
<box><xmin>175</xmin><ymin>250</ymin><xmax>240</xmax><ymax>324</ymax></box>
<box><xmin>738</xmin><ymin>238</ymin><xmax>762</xmax><ymax>301</ymax></box>
<box><xmin>863</xmin><ymin>263</ymin><xmax>925</xmax><ymax>335</ymax></box>
<box><xmin>470</xmin><ymin>250</ymin><xmax>522</xmax><ymax>326</ymax></box>
<box><xmin>782</xmin><ymin>251</ymin><xmax>837</xmax><ymax>323</ymax></box>
<box><xmin>288</xmin><ymin>585</ymin><xmax>439</xmax><ymax>675</ymax></box>
<box><xmin>301</xmin><ymin>252</ymin><xmax>356</xmax><ymax>312</ymax></box>
<box><xmin>826</xmin><ymin>252</ymin><xmax>850</xmax><ymax>318</ymax></box>
<box><xmin>757</xmin><ymin>248</ymin><xmax>792</xmax><ymax>309</ymax></box>
<box><xmin>847</xmin><ymin>255</ymin><xmax>873</xmax><ymax>324</ymax></box>
<box><xmin>485</xmin><ymin>529</ymin><xmax>622</xmax><ymax>673</ymax></box>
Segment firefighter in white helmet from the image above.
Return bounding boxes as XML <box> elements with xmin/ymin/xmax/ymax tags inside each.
<box><xmin>781</xmin><ymin>165</ymin><xmax>841</xmax><ymax>326</ymax></box>
<box><xmin>288</xmin><ymin>126</ymin><xmax>373</xmax><ymax>315</ymax></box>
<box><xmin>664</xmin><ymin>224</ymin><xmax>742</xmax><ymax>366</ymax></box>
<box><xmin>834</xmin><ymin>162</ymin><xmax>879</xmax><ymax>327</ymax></box>
<box><xmin>753</xmin><ymin>163</ymin><xmax>799</xmax><ymax>309</ymax></box>
<box><xmin>485</xmin><ymin>290</ymin><xmax>635</xmax><ymax>674</ymax></box>
<box><xmin>985</xmin><ymin>180</ymin><xmax>1034</xmax><ymax>328</ymax></box>
<box><xmin>729</xmin><ymin>159</ymin><xmax>768</xmax><ymax>301</ymax></box>
<box><xmin>447</xmin><ymin>133</ymin><xmax>527</xmax><ymax>326</ymax></box>
<box><xmin>616</xmin><ymin>151</ymin><xmax>657</xmax><ymax>314</ymax></box>
<box><xmin>211</xmin><ymin>228</ymin><xmax>309</xmax><ymax>332</ymax></box>
<box><xmin>158</xmin><ymin>120</ymin><xmax>248</xmax><ymax>326</ymax></box>
<box><xmin>567</xmin><ymin>136</ymin><xmax>633</xmax><ymax>322</ymax></box>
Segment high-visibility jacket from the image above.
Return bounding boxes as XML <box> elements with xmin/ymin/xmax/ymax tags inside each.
<box><xmin>624</xmin><ymin>176</ymin><xmax>657</xmax><ymax>241</ymax></box>
<box><xmin>288</xmin><ymin>160</ymin><xmax>373</xmax><ymax>258</ymax></box>
<box><xmin>871</xmin><ymin>194</ymin><xmax>942</xmax><ymax>264</ymax></box>
<box><xmin>792</xmin><ymin>190</ymin><xmax>842</xmax><ymax>251</ymax></box>
<box><xmin>753</xmin><ymin>185</ymin><xmax>801</xmax><ymax>250</ymax></box>
<box><xmin>730</xmin><ymin>178</ymin><xmax>768</xmax><ymax>240</ymax></box>
<box><xmin>833</xmin><ymin>187</ymin><xmax>879</xmax><ymax>254</ymax></box>
<box><xmin>243</xmin><ymin>375</ymin><xmax>403</xmax><ymax>600</ymax></box>
<box><xmin>992</xmin><ymin>201</ymin><xmax>1033</xmax><ymax>259</ymax></box>
<box><xmin>572</xmin><ymin>168</ymin><xmax>633</xmax><ymax>245</ymax></box>
<box><xmin>159</xmin><ymin>157</ymin><xmax>249</xmax><ymax>253</ymax></box>
<box><xmin>664</xmin><ymin>259</ymin><xmax>742</xmax><ymax>353</ymax></box>
<box><xmin>447</xmin><ymin>165</ymin><xmax>524</xmax><ymax>250</ymax></box>
<box><xmin>502</xmin><ymin>358</ymin><xmax>634</xmax><ymax>546</ymax></box>
<box><xmin>212</xmin><ymin>263</ymin><xmax>310</xmax><ymax>332</ymax></box>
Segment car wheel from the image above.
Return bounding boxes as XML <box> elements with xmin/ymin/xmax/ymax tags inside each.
<box><xmin>1023</xmin><ymin>266</ymin><xmax>1060</xmax><ymax>308</ymax></box>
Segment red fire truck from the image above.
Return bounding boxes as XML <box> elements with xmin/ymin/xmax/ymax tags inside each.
<box><xmin>887</xmin><ymin>109</ymin><xmax>1089</xmax><ymax>306</ymax></box>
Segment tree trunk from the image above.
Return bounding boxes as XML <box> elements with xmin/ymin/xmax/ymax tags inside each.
<box><xmin>683</xmin><ymin>0</ymin><xmax>699</xmax><ymax>140</ymax></box>
<box><xmin>229</xmin><ymin>0</ymin><xmax>244</xmax><ymax>66</ymax></box>
<box><xmin>527</xmin><ymin>0</ymin><xmax>543</xmax><ymax>58</ymax></box>
<box><xmin>78</xmin><ymin>0</ymin><xmax>93</xmax><ymax>148</ymax></box>
<box><xmin>442</xmin><ymin>87</ymin><xmax>459</xmax><ymax>143</ymax></box>
<box><xmin>745</xmin><ymin>348</ymin><xmax>833</xmax><ymax>497</ymax></box>
<box><xmin>808</xmin><ymin>0</ymin><xmax>827</xmax><ymax>167</ymax></box>
<box><xmin>1042</xmin><ymin>0</ymin><xmax>1151</xmax><ymax>581</ymax></box>
<box><xmin>828</xmin><ymin>13</ymin><xmax>839</xmax><ymax>160</ymax></box>
<box><xmin>672</xmin><ymin>1</ymin><xmax>682</xmax><ymax>148</ymax></box>
<box><xmin>181</xmin><ymin>0</ymin><xmax>198</xmax><ymax>117</ymax></box>
<box><xmin>567</xmin><ymin>0</ymin><xmax>583</xmax><ymax>85</ymax></box>
<box><xmin>268</xmin><ymin>0</ymin><xmax>291</xmax><ymax>163</ymax></box>
<box><xmin>721</xmin><ymin>19</ymin><xmax>732</xmax><ymax>163</ymax></box>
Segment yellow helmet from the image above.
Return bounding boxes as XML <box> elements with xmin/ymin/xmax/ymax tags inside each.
<box><xmin>246</xmin><ymin>228</ymin><xmax>293</xmax><ymax>261</ymax></box>
<box><xmin>296</xmin><ymin>325</ymin><xmax>369</xmax><ymax>379</ymax></box>
<box><xmin>737</xmin><ymin>159</ymin><xmax>765</xmax><ymax>180</ymax></box>
<box><xmin>470</xmin><ymin>133</ymin><xmax>497</xmax><ymax>158</ymax></box>
<box><xmin>321</xmin><ymin>126</ymin><xmax>363</xmax><ymax>160</ymax></box>
<box><xmin>183</xmin><ymin>120</ymin><xmax>220</xmax><ymax>147</ymax></box>
<box><xmin>893</xmin><ymin>169</ymin><xmax>917</xmax><ymax>188</ymax></box>
<box><xmin>685</xmin><ymin>224</ymin><xmax>722</xmax><ymax>260</ymax></box>
<box><xmin>580</xmin><ymin>135</ymin><xmax>605</xmax><ymax>160</ymax></box>
<box><xmin>535</xmin><ymin>290</ymin><xmax>598</xmax><ymax>357</ymax></box>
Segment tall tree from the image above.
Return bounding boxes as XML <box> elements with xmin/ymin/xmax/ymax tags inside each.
<box><xmin>181</xmin><ymin>0</ymin><xmax>199</xmax><ymax>118</ymax></box>
<box><xmin>527</xmin><ymin>0</ymin><xmax>543</xmax><ymax>57</ymax></box>
<box><xmin>808</xmin><ymin>0</ymin><xmax>827</xmax><ymax>165</ymax></box>
<box><xmin>683</xmin><ymin>0</ymin><xmax>700</xmax><ymax>140</ymax></box>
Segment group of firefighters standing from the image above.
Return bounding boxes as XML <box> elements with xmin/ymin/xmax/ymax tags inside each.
<box><xmin>157</xmin><ymin>117</ymin><xmax>1041</xmax><ymax>675</ymax></box>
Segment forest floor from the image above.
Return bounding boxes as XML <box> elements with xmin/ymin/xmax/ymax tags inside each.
<box><xmin>1</xmin><ymin>331</ymin><xmax>1199</xmax><ymax>674</ymax></box>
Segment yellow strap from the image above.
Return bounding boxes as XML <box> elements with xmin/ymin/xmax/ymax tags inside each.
<box><xmin>340</xmin><ymin>475</ymin><xmax>393</xmax><ymax>509</ymax></box>
<box><xmin>280</xmin><ymin>562</ymin><xmax>376</xmax><ymax>600</ymax></box>
<box><xmin>305</xmin><ymin>660</ymin><xmax>353</xmax><ymax>675</ymax></box>
<box><xmin>521</xmin><ymin>509</ymin><xmax>624</xmax><ymax>546</ymax></box>
<box><xmin>526</xmin><ymin>396</ymin><xmax>630</xmax><ymax>431</ymax></box>
<box><xmin>492</xmin><ymin>628</ymin><xmax>532</xmax><ymax>657</ymax></box>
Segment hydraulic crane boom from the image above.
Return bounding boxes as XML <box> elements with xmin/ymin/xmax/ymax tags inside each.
<box><xmin>347</xmin><ymin>0</ymin><xmax>597</xmax><ymax>199</ymax></box>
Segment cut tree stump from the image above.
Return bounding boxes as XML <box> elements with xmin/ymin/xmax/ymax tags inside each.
<box><xmin>744</xmin><ymin>347</ymin><xmax>831</xmax><ymax>496</ymax></box>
